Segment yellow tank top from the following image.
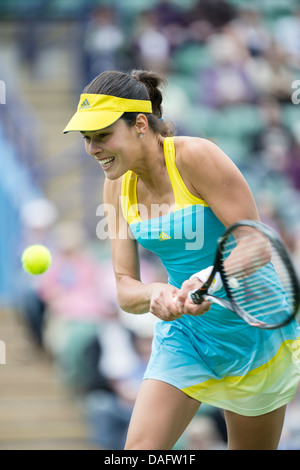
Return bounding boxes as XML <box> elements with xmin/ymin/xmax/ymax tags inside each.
<box><xmin>120</xmin><ymin>136</ymin><xmax>208</xmax><ymax>225</ymax></box>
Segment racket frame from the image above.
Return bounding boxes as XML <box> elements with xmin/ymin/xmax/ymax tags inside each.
<box><xmin>190</xmin><ymin>220</ymin><xmax>300</xmax><ymax>329</ymax></box>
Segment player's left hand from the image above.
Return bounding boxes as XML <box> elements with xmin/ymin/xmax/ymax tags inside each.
<box><xmin>174</xmin><ymin>279</ymin><xmax>211</xmax><ymax>316</ymax></box>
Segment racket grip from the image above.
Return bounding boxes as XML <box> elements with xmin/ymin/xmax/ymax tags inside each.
<box><xmin>188</xmin><ymin>289</ymin><xmax>205</xmax><ymax>304</ymax></box>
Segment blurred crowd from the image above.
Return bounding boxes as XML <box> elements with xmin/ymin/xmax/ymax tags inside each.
<box><xmin>16</xmin><ymin>0</ymin><xmax>300</xmax><ymax>250</ymax></box>
<box><xmin>5</xmin><ymin>0</ymin><xmax>300</xmax><ymax>450</ymax></box>
<box><xmin>80</xmin><ymin>0</ymin><xmax>300</xmax><ymax>253</ymax></box>
<box><xmin>17</xmin><ymin>197</ymin><xmax>168</xmax><ymax>450</ymax></box>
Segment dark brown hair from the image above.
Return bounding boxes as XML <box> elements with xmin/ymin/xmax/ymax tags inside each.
<box><xmin>83</xmin><ymin>70</ymin><xmax>175</xmax><ymax>137</ymax></box>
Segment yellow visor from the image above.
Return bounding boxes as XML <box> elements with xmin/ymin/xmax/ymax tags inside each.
<box><xmin>63</xmin><ymin>93</ymin><xmax>152</xmax><ymax>133</ymax></box>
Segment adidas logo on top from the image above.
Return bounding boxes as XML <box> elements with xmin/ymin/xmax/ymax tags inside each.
<box><xmin>159</xmin><ymin>231</ymin><xmax>172</xmax><ymax>241</ymax></box>
<box><xmin>79</xmin><ymin>98</ymin><xmax>91</xmax><ymax>110</ymax></box>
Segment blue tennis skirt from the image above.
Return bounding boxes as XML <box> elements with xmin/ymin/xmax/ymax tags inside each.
<box><xmin>143</xmin><ymin>303</ymin><xmax>300</xmax><ymax>416</ymax></box>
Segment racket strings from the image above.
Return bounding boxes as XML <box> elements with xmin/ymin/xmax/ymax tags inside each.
<box><xmin>221</xmin><ymin>228</ymin><xmax>296</xmax><ymax>325</ymax></box>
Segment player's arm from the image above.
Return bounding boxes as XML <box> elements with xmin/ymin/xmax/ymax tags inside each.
<box><xmin>174</xmin><ymin>137</ymin><xmax>261</xmax><ymax>313</ymax></box>
<box><xmin>103</xmin><ymin>177</ymin><xmax>147</xmax><ymax>313</ymax></box>
<box><xmin>103</xmin><ymin>178</ymin><xmax>180</xmax><ymax>318</ymax></box>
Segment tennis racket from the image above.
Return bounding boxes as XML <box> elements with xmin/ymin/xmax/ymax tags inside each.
<box><xmin>188</xmin><ymin>220</ymin><xmax>300</xmax><ymax>329</ymax></box>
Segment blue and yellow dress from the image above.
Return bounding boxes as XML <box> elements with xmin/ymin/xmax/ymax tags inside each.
<box><xmin>121</xmin><ymin>136</ymin><xmax>300</xmax><ymax>416</ymax></box>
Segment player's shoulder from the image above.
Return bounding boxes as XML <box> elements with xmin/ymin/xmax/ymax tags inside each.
<box><xmin>174</xmin><ymin>136</ymin><xmax>220</xmax><ymax>167</ymax></box>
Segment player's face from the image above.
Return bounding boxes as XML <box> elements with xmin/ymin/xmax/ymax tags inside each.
<box><xmin>82</xmin><ymin>119</ymin><xmax>139</xmax><ymax>179</ymax></box>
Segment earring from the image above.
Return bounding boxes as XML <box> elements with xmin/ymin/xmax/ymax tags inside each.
<box><xmin>139</xmin><ymin>133</ymin><xmax>143</xmax><ymax>138</ymax></box>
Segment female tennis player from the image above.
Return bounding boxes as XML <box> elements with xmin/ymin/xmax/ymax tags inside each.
<box><xmin>63</xmin><ymin>70</ymin><xmax>300</xmax><ymax>450</ymax></box>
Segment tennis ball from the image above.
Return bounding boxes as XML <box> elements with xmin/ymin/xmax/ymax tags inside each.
<box><xmin>21</xmin><ymin>245</ymin><xmax>52</xmax><ymax>275</ymax></box>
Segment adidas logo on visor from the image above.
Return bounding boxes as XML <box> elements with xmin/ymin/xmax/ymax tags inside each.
<box><xmin>79</xmin><ymin>98</ymin><xmax>91</xmax><ymax>110</ymax></box>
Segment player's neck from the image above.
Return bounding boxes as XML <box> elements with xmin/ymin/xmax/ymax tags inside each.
<box><xmin>131</xmin><ymin>134</ymin><xmax>165</xmax><ymax>188</ymax></box>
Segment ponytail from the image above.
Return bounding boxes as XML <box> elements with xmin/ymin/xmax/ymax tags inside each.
<box><xmin>130</xmin><ymin>70</ymin><xmax>175</xmax><ymax>137</ymax></box>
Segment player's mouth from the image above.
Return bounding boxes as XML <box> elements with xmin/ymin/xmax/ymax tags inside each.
<box><xmin>97</xmin><ymin>156</ymin><xmax>116</xmax><ymax>170</ymax></box>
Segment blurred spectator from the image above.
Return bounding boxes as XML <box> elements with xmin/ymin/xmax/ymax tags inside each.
<box><xmin>158</xmin><ymin>77</ymin><xmax>191</xmax><ymax>135</ymax></box>
<box><xmin>150</xmin><ymin>0</ymin><xmax>188</xmax><ymax>51</ymax></box>
<box><xmin>229</xmin><ymin>5</ymin><xmax>271</xmax><ymax>57</ymax></box>
<box><xmin>153</xmin><ymin>0</ymin><xmax>185</xmax><ymax>28</ymax></box>
<box><xmin>287</xmin><ymin>122</ymin><xmax>300</xmax><ymax>191</ymax></box>
<box><xmin>83</xmin><ymin>7</ymin><xmax>125</xmax><ymax>82</ymax></box>
<box><xmin>39</xmin><ymin>221</ymin><xmax>118</xmax><ymax>391</ymax></box>
<box><xmin>249</xmin><ymin>100</ymin><xmax>300</xmax><ymax>242</ymax></box>
<box><xmin>185</xmin><ymin>0</ymin><xmax>236</xmax><ymax>42</ymax></box>
<box><xmin>243</xmin><ymin>98</ymin><xmax>300</xmax><ymax>250</ymax></box>
<box><xmin>177</xmin><ymin>410</ymin><xmax>227</xmax><ymax>450</ymax></box>
<box><xmin>82</xmin><ymin>251</ymin><xmax>162</xmax><ymax>450</ymax></box>
<box><xmin>251</xmin><ymin>98</ymin><xmax>295</xmax><ymax>173</ymax></box>
<box><xmin>243</xmin><ymin>42</ymin><xmax>296</xmax><ymax>102</ymax></box>
<box><xmin>83</xmin><ymin>306</ymin><xmax>156</xmax><ymax>449</ymax></box>
<box><xmin>198</xmin><ymin>31</ymin><xmax>255</xmax><ymax>108</ymax></box>
<box><xmin>20</xmin><ymin>198</ymin><xmax>59</xmax><ymax>243</ymax></box>
<box><xmin>131</xmin><ymin>10</ymin><xmax>171</xmax><ymax>73</ymax></box>
<box><xmin>15</xmin><ymin>0</ymin><xmax>45</xmax><ymax>77</ymax></box>
<box><xmin>260</xmin><ymin>41</ymin><xmax>297</xmax><ymax>103</ymax></box>
<box><xmin>279</xmin><ymin>386</ymin><xmax>300</xmax><ymax>449</ymax></box>
<box><xmin>16</xmin><ymin>198</ymin><xmax>58</xmax><ymax>346</ymax></box>
<box><xmin>274</xmin><ymin>8</ymin><xmax>300</xmax><ymax>67</ymax></box>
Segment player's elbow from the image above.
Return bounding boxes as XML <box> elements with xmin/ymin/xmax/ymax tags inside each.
<box><xmin>116</xmin><ymin>282</ymin><xmax>132</xmax><ymax>312</ymax></box>
<box><xmin>116</xmin><ymin>277</ymin><xmax>149</xmax><ymax>315</ymax></box>
<box><xmin>117</xmin><ymin>294</ymin><xmax>147</xmax><ymax>315</ymax></box>
<box><xmin>117</xmin><ymin>293</ymin><xmax>136</xmax><ymax>314</ymax></box>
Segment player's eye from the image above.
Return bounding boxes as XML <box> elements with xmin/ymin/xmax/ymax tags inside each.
<box><xmin>98</xmin><ymin>133</ymin><xmax>109</xmax><ymax>140</ymax></box>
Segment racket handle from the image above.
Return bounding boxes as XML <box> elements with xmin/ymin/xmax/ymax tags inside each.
<box><xmin>188</xmin><ymin>289</ymin><xmax>205</xmax><ymax>304</ymax></box>
<box><xmin>188</xmin><ymin>289</ymin><xmax>213</xmax><ymax>304</ymax></box>
<box><xmin>189</xmin><ymin>290</ymin><xmax>232</xmax><ymax>310</ymax></box>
